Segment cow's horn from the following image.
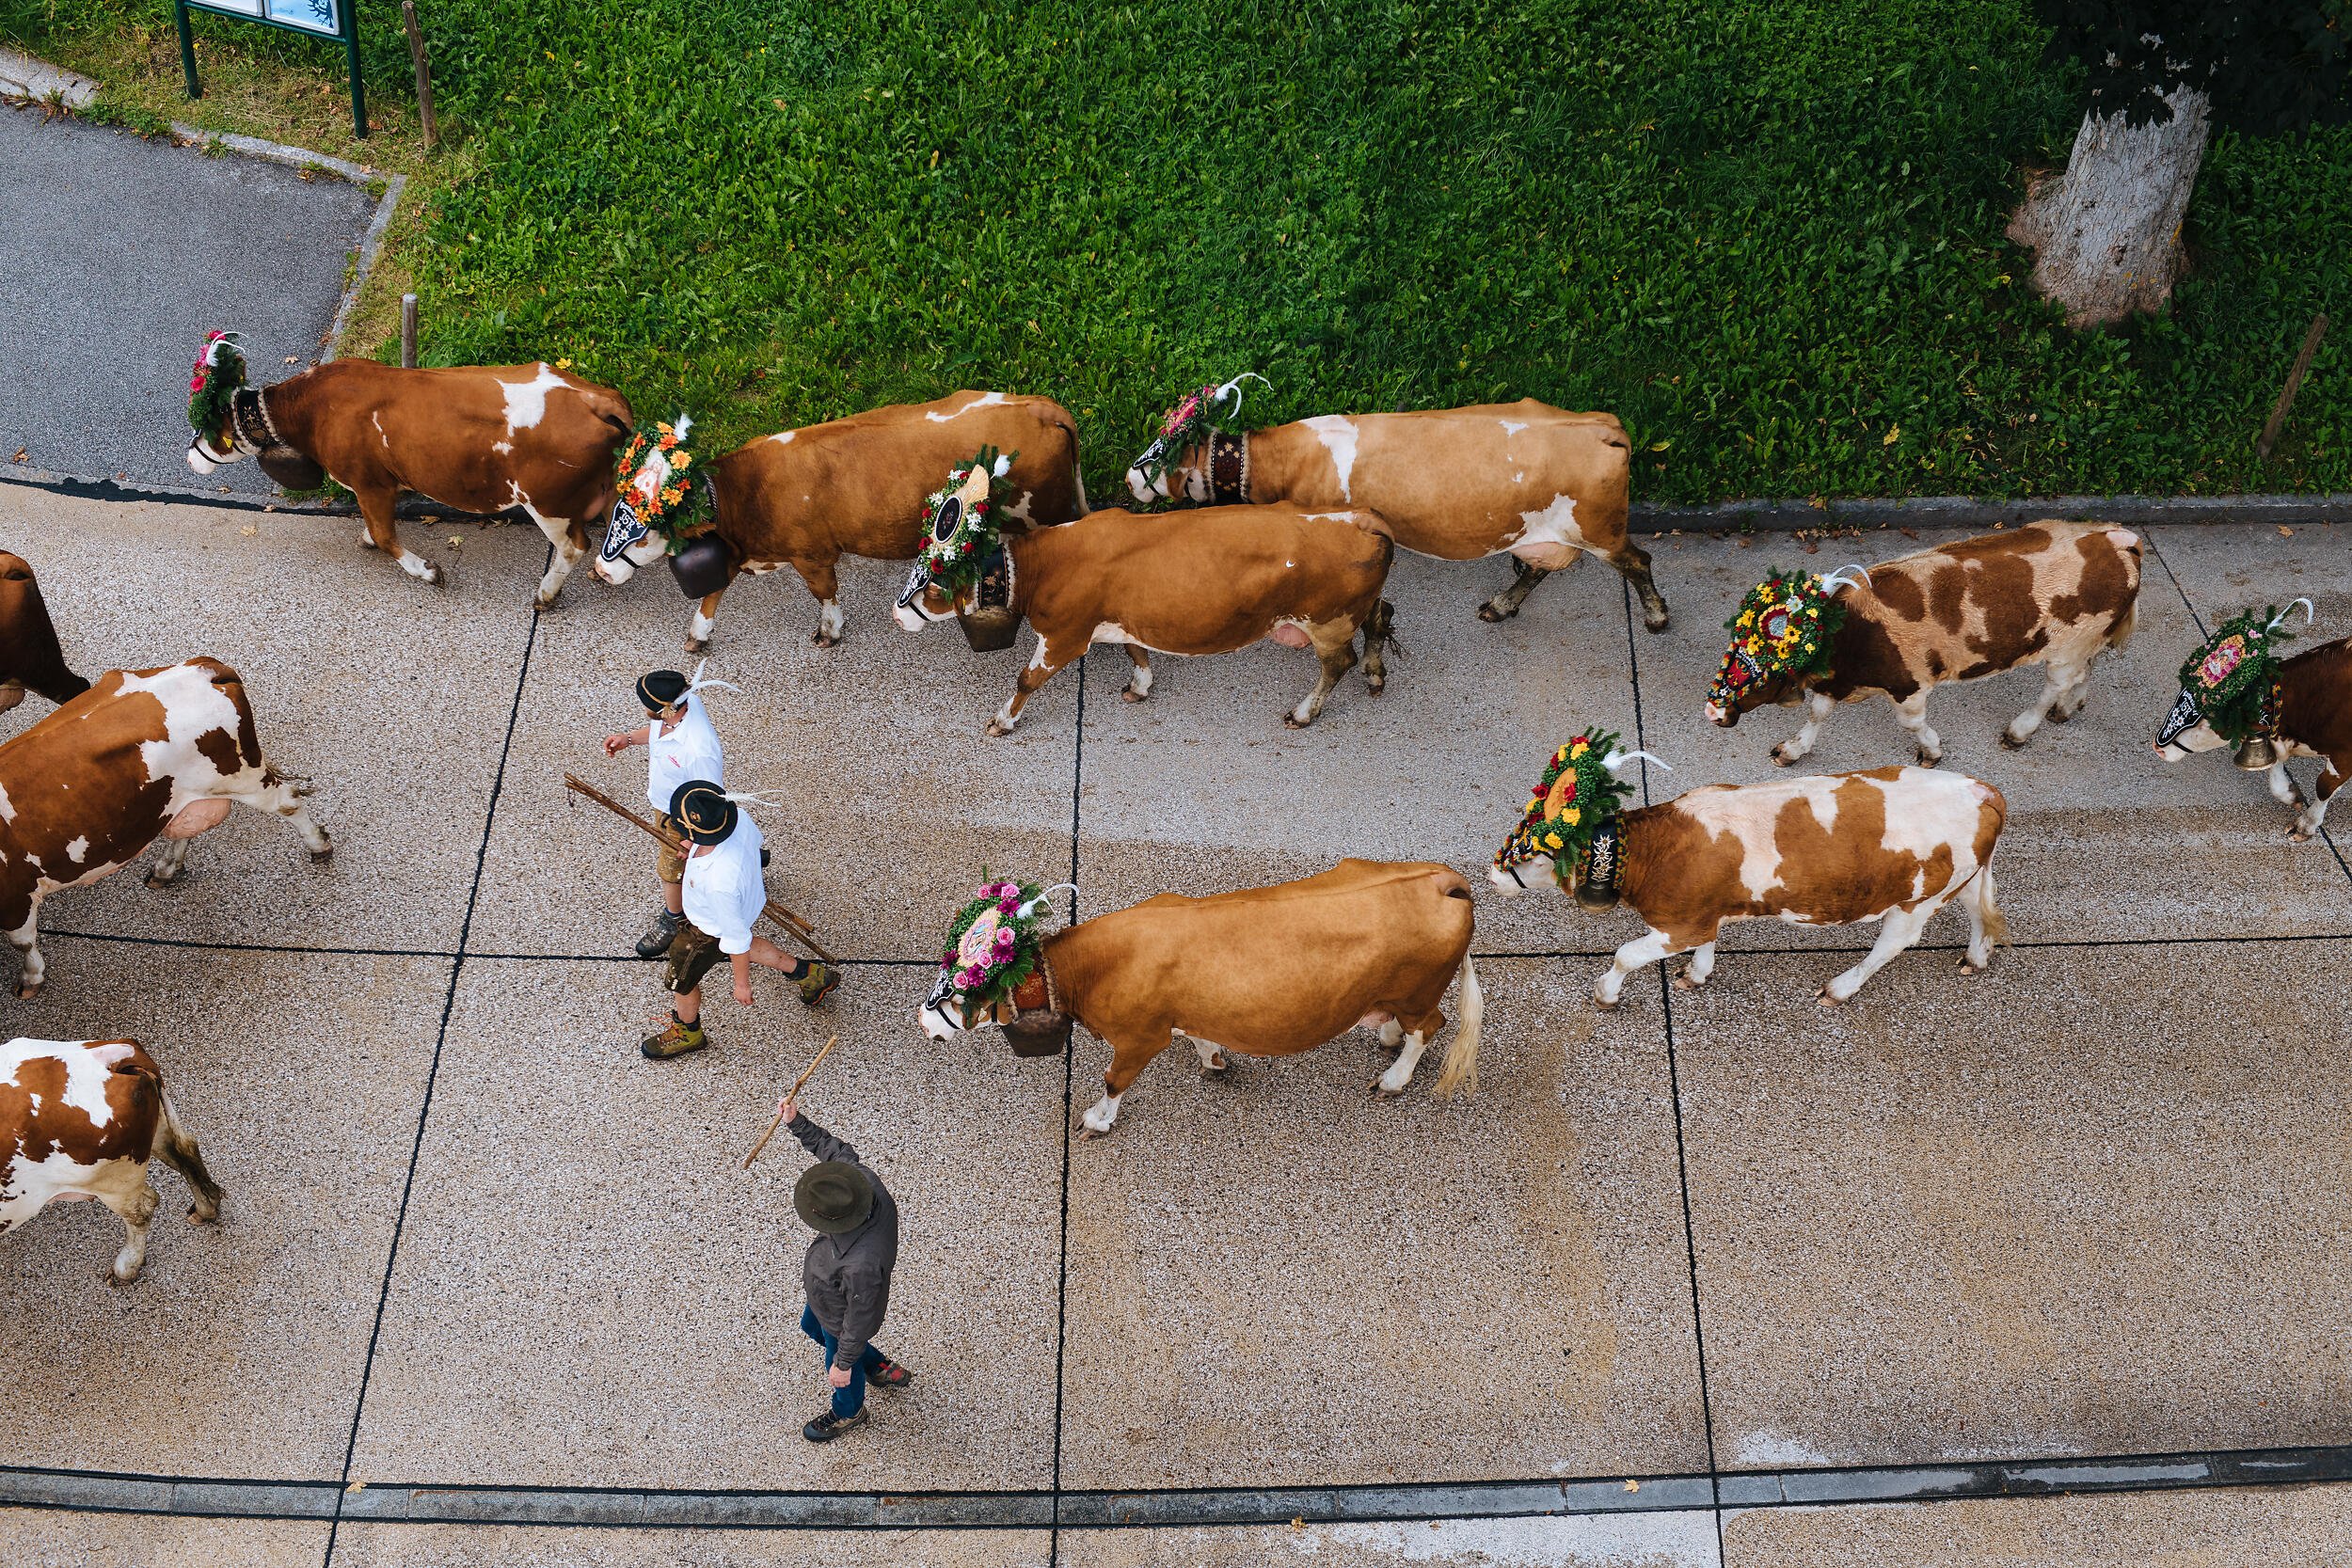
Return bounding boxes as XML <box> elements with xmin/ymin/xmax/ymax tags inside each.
<box><xmin>1212</xmin><ymin>372</ymin><xmax>1271</xmax><ymax>416</ymax></box>
<box><xmin>2268</xmin><ymin>597</ymin><xmax>2315</xmax><ymax>632</ymax></box>
<box><xmin>1601</xmin><ymin>749</ymin><xmax>1670</xmax><ymax>774</ymax></box>
<box><xmin>1818</xmin><ymin>563</ymin><xmax>1871</xmax><ymax>594</ymax></box>
<box><xmin>1018</xmin><ymin>881</ymin><xmax>1077</xmax><ymax>920</ymax></box>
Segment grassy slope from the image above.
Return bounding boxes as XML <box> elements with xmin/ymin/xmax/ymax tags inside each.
<box><xmin>7</xmin><ymin>0</ymin><xmax>2348</xmax><ymax>499</ymax></box>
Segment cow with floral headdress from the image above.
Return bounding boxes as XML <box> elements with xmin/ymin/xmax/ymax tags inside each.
<box><xmin>914</xmin><ymin>862</ymin><xmax>1481</xmax><ymax>1138</ymax></box>
<box><xmin>1488</xmin><ymin>733</ymin><xmax>2007</xmax><ymax>1008</ymax></box>
<box><xmin>1707</xmin><ymin>522</ymin><xmax>2142</xmax><ymax>766</ymax></box>
<box><xmin>2157</xmin><ymin>599</ymin><xmax>2352</xmax><ymax>842</ymax></box>
<box><xmin>183</xmin><ymin>332</ymin><xmax>635</xmax><ymax>607</ymax></box>
<box><xmin>1122</xmin><ymin>377</ymin><xmax>1666</xmax><ymax>630</ymax></box>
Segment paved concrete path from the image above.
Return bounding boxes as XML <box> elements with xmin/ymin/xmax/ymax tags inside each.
<box><xmin>0</xmin><ymin>103</ymin><xmax>374</xmax><ymax>496</ymax></box>
<box><xmin>0</xmin><ymin>481</ymin><xmax>2345</xmax><ymax>1564</ymax></box>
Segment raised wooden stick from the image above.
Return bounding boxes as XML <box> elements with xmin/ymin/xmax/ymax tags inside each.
<box><xmin>563</xmin><ymin>772</ymin><xmax>835</xmax><ymax>961</ymax></box>
<box><xmin>2259</xmin><ymin>312</ymin><xmax>2328</xmax><ymax>463</ymax></box>
<box><xmin>742</xmin><ymin>1035</ymin><xmax>838</xmax><ymax>1169</ymax></box>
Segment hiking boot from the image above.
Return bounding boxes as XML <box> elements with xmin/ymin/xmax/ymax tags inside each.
<box><xmin>795</xmin><ymin>961</ymin><xmax>842</xmax><ymax>1007</ymax></box>
<box><xmin>869</xmin><ymin>1358</ymin><xmax>913</xmax><ymax>1389</ymax></box>
<box><xmin>640</xmin><ymin>1013</ymin><xmax>708</xmax><ymax>1060</ymax></box>
<box><xmin>803</xmin><ymin>1407</ymin><xmax>868</xmax><ymax>1443</ymax></box>
<box><xmin>635</xmin><ymin>908</ymin><xmax>683</xmax><ymax>960</ymax></box>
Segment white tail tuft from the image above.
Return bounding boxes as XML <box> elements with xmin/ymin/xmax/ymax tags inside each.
<box><xmin>1434</xmin><ymin>954</ymin><xmax>1484</xmax><ymax>1100</ymax></box>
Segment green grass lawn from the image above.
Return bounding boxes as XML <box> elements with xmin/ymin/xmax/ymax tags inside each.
<box><xmin>8</xmin><ymin>0</ymin><xmax>2348</xmax><ymax>499</ymax></box>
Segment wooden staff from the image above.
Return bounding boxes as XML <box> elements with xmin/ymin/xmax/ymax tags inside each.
<box><xmin>742</xmin><ymin>1035</ymin><xmax>839</xmax><ymax>1169</ymax></box>
<box><xmin>563</xmin><ymin>772</ymin><xmax>835</xmax><ymax>962</ymax></box>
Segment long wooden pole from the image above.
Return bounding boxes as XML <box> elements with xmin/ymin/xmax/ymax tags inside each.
<box><xmin>2258</xmin><ymin>312</ymin><xmax>2328</xmax><ymax>464</ymax></box>
<box><xmin>401</xmin><ymin>0</ymin><xmax>437</xmax><ymax>153</ymax></box>
<box><xmin>563</xmin><ymin>772</ymin><xmax>835</xmax><ymax>962</ymax></box>
<box><xmin>741</xmin><ymin>1035</ymin><xmax>838</xmax><ymax>1169</ymax></box>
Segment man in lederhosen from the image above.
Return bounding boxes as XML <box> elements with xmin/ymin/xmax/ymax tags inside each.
<box><xmin>603</xmin><ymin>668</ymin><xmax>725</xmax><ymax>960</ymax></box>
<box><xmin>643</xmin><ymin>779</ymin><xmax>840</xmax><ymax>1060</ymax></box>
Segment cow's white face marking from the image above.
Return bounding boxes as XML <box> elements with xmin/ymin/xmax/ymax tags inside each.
<box><xmin>500</xmin><ymin>364</ymin><xmax>567</xmax><ymax>432</ymax></box>
<box><xmin>925</xmin><ymin>391</ymin><xmax>1009</xmax><ymax>422</ymax></box>
<box><xmin>1303</xmin><ymin>415</ymin><xmax>1359</xmax><ymax>500</ymax></box>
<box><xmin>2</xmin><ymin>1037</ymin><xmax>119</xmax><ymax>1130</ymax></box>
<box><xmin>1124</xmin><ymin>465</ymin><xmax>1174</xmax><ymax>504</ymax></box>
<box><xmin>2158</xmin><ymin>719</ymin><xmax>2226</xmax><ymax>759</ymax></box>
<box><xmin>63</xmin><ymin>838</ymin><xmax>86</xmax><ymax>865</ymax></box>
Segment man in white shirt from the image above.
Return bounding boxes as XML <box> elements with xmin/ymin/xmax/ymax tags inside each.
<box><xmin>603</xmin><ymin>668</ymin><xmax>726</xmax><ymax>959</ymax></box>
<box><xmin>643</xmin><ymin>779</ymin><xmax>841</xmax><ymax>1060</ymax></box>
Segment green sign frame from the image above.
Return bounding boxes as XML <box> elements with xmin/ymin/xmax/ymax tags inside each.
<box><xmin>174</xmin><ymin>0</ymin><xmax>367</xmax><ymax>138</ymax></box>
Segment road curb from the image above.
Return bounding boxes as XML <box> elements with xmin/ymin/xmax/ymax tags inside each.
<box><xmin>6</xmin><ymin>467</ymin><xmax>2350</xmax><ymax>535</ymax></box>
<box><xmin>6</xmin><ymin>1444</ymin><xmax>2350</xmax><ymax>1530</ymax></box>
<box><xmin>1631</xmin><ymin>493</ymin><xmax>2352</xmax><ymax>533</ymax></box>
<box><xmin>0</xmin><ymin>47</ymin><xmax>96</xmax><ymax>107</ymax></box>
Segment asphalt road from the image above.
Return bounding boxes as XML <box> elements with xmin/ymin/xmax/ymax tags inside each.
<box><xmin>0</xmin><ymin>101</ymin><xmax>374</xmax><ymax>496</ymax></box>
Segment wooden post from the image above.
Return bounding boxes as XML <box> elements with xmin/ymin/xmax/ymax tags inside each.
<box><xmin>401</xmin><ymin>0</ymin><xmax>437</xmax><ymax>152</ymax></box>
<box><xmin>401</xmin><ymin>294</ymin><xmax>419</xmax><ymax>369</ymax></box>
<box><xmin>2258</xmin><ymin>312</ymin><xmax>2328</xmax><ymax>464</ymax></box>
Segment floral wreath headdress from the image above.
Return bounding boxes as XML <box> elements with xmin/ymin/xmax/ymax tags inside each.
<box><xmin>603</xmin><ymin>414</ymin><xmax>716</xmax><ymax>562</ymax></box>
<box><xmin>925</xmin><ymin>876</ymin><xmax>1077</xmax><ymax>1019</ymax></box>
<box><xmin>1494</xmin><ymin>730</ymin><xmax>1667</xmax><ymax>885</ymax></box>
<box><xmin>899</xmin><ymin>448</ymin><xmax>1018</xmax><ymax>605</ymax></box>
<box><xmin>189</xmin><ymin>330</ymin><xmax>247</xmax><ymax>438</ymax></box>
<box><xmin>1130</xmin><ymin>372</ymin><xmax>1269</xmax><ymax>486</ymax></box>
<box><xmin>1709</xmin><ymin>565</ymin><xmax>1861</xmax><ymax>706</ymax></box>
<box><xmin>2158</xmin><ymin>599</ymin><xmax>2312</xmax><ymax>749</ymax></box>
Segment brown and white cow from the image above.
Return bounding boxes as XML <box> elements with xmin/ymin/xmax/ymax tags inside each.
<box><xmin>595</xmin><ymin>391</ymin><xmax>1086</xmax><ymax>649</ymax></box>
<box><xmin>3</xmin><ymin>1037</ymin><xmax>222</xmax><ymax>1285</ymax></box>
<box><xmin>894</xmin><ymin>491</ymin><xmax>1397</xmax><ymax>734</ymax></box>
<box><xmin>0</xmin><ymin>553</ymin><xmax>89</xmax><ymax>714</ymax></box>
<box><xmin>1125</xmin><ymin>392</ymin><xmax>1667</xmax><ymax>628</ymax></box>
<box><xmin>186</xmin><ymin>347</ymin><xmax>634</xmax><ymax>607</ymax></box>
<box><xmin>917</xmin><ymin>861</ymin><xmax>1482</xmax><ymax>1136</ymax></box>
<box><xmin>1707</xmin><ymin>523</ymin><xmax>2141</xmax><ymax>765</ymax></box>
<box><xmin>2158</xmin><ymin>620</ymin><xmax>2352</xmax><ymax>843</ymax></box>
<box><xmin>0</xmin><ymin>659</ymin><xmax>332</xmax><ymax>996</ymax></box>
<box><xmin>1491</xmin><ymin>766</ymin><xmax>2008</xmax><ymax>1006</ymax></box>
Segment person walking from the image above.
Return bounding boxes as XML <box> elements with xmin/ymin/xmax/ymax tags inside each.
<box><xmin>782</xmin><ymin>1095</ymin><xmax>912</xmax><ymax>1442</ymax></box>
<box><xmin>640</xmin><ymin>781</ymin><xmax>839</xmax><ymax>1060</ymax></box>
<box><xmin>603</xmin><ymin>666</ymin><xmax>727</xmax><ymax>959</ymax></box>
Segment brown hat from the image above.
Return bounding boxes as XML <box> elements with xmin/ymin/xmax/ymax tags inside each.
<box><xmin>793</xmin><ymin>1161</ymin><xmax>875</xmax><ymax>1234</ymax></box>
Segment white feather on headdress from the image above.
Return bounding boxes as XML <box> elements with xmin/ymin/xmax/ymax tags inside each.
<box><xmin>2268</xmin><ymin>598</ymin><xmax>2315</xmax><ymax>633</ymax></box>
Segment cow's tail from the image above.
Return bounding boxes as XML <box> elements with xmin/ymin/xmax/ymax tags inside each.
<box><xmin>2106</xmin><ymin>595</ymin><xmax>2137</xmax><ymax>655</ymax></box>
<box><xmin>1970</xmin><ymin>864</ymin><xmax>2010</xmax><ymax>950</ymax></box>
<box><xmin>1041</xmin><ymin>401</ymin><xmax>1089</xmax><ymax>515</ymax></box>
<box><xmin>580</xmin><ymin>384</ymin><xmax>638</xmax><ymax>443</ymax></box>
<box><xmin>1434</xmin><ymin>953</ymin><xmax>1484</xmax><ymax>1100</ymax></box>
<box><xmin>151</xmin><ymin>1087</ymin><xmax>225</xmax><ymax>1217</ymax></box>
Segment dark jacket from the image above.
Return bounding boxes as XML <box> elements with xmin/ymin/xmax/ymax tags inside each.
<box><xmin>791</xmin><ymin>1114</ymin><xmax>898</xmax><ymax>1370</ymax></box>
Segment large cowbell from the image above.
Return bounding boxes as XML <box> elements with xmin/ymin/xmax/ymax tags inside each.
<box><xmin>670</xmin><ymin>534</ymin><xmax>732</xmax><ymax>598</ymax></box>
<box><xmin>958</xmin><ymin>546</ymin><xmax>1019</xmax><ymax>652</ymax></box>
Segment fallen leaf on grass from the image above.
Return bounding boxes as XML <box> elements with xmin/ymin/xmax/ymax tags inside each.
<box><xmin>1882</xmin><ymin>424</ymin><xmax>1901</xmax><ymax>446</ymax></box>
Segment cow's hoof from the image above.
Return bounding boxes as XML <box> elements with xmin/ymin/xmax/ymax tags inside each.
<box><xmin>420</xmin><ymin>564</ymin><xmax>445</xmax><ymax>588</ymax></box>
<box><xmin>1644</xmin><ymin>614</ymin><xmax>1671</xmax><ymax>634</ymax></box>
<box><xmin>1369</xmin><ymin>1082</ymin><xmax>1405</xmax><ymax>1100</ymax></box>
<box><xmin>1366</xmin><ymin>674</ymin><xmax>1386</xmax><ymax>696</ymax></box>
<box><xmin>16</xmin><ymin>982</ymin><xmax>40</xmax><ymax>1001</ymax></box>
<box><xmin>1817</xmin><ymin>988</ymin><xmax>1845</xmax><ymax>1008</ymax></box>
<box><xmin>144</xmin><ymin>872</ymin><xmax>178</xmax><ymax>891</ymax></box>
<box><xmin>2291</xmin><ymin>827</ymin><xmax>2315</xmax><ymax>844</ymax></box>
<box><xmin>105</xmin><ymin>1268</ymin><xmax>138</xmax><ymax>1289</ymax></box>
<box><xmin>684</xmin><ymin>636</ymin><xmax>708</xmax><ymax>655</ymax></box>
<box><xmin>1771</xmin><ymin>748</ymin><xmax>1797</xmax><ymax>768</ymax></box>
<box><xmin>1120</xmin><ymin>686</ymin><xmax>1146</xmax><ymax>704</ymax></box>
<box><xmin>310</xmin><ymin>845</ymin><xmax>335</xmax><ymax>863</ymax></box>
<box><xmin>1075</xmin><ymin>1124</ymin><xmax>1109</xmax><ymax>1142</ymax></box>
<box><xmin>1673</xmin><ymin>971</ymin><xmax>1706</xmax><ymax>991</ymax></box>
<box><xmin>1593</xmin><ymin>995</ymin><xmax>1619</xmax><ymax>1013</ymax></box>
<box><xmin>1915</xmin><ymin>748</ymin><xmax>1942</xmax><ymax>768</ymax></box>
<box><xmin>187</xmin><ymin>1203</ymin><xmax>216</xmax><ymax>1225</ymax></box>
<box><xmin>1283</xmin><ymin>713</ymin><xmax>1312</xmax><ymax>730</ymax></box>
<box><xmin>984</xmin><ymin>720</ymin><xmax>1012</xmax><ymax>739</ymax></box>
<box><xmin>1998</xmin><ymin>731</ymin><xmax>2026</xmax><ymax>751</ymax></box>
<box><xmin>1959</xmin><ymin>958</ymin><xmax>1987</xmax><ymax>976</ymax></box>
<box><xmin>810</xmin><ymin>630</ymin><xmax>838</xmax><ymax>649</ymax></box>
<box><xmin>1475</xmin><ymin>602</ymin><xmax>1514</xmax><ymax>624</ymax></box>
<box><xmin>2044</xmin><ymin>707</ymin><xmax>2072</xmax><ymax>724</ymax></box>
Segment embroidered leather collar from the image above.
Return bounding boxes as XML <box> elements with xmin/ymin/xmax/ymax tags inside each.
<box><xmin>1581</xmin><ymin>818</ymin><xmax>1623</xmax><ymax>899</ymax></box>
<box><xmin>1205</xmin><ymin>430</ymin><xmax>1249</xmax><ymax>506</ymax></box>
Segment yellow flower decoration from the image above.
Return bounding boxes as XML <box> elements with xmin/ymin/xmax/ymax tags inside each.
<box><xmin>1563</xmin><ymin>807</ymin><xmax>1581</xmax><ymax>825</ymax></box>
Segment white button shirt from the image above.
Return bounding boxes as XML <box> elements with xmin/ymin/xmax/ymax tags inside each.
<box><xmin>681</xmin><ymin>816</ymin><xmax>767</xmax><ymax>956</ymax></box>
<box><xmin>647</xmin><ymin>694</ymin><xmax>725</xmax><ymax>816</ymax></box>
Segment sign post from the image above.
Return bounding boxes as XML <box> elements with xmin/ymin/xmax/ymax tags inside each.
<box><xmin>175</xmin><ymin>0</ymin><xmax>367</xmax><ymax>139</ymax></box>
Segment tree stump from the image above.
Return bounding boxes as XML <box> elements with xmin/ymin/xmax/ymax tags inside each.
<box><xmin>2008</xmin><ymin>87</ymin><xmax>2212</xmax><ymax>328</ymax></box>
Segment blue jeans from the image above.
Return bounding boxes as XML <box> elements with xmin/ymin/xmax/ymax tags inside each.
<box><xmin>802</xmin><ymin>1304</ymin><xmax>887</xmax><ymax>1418</ymax></box>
